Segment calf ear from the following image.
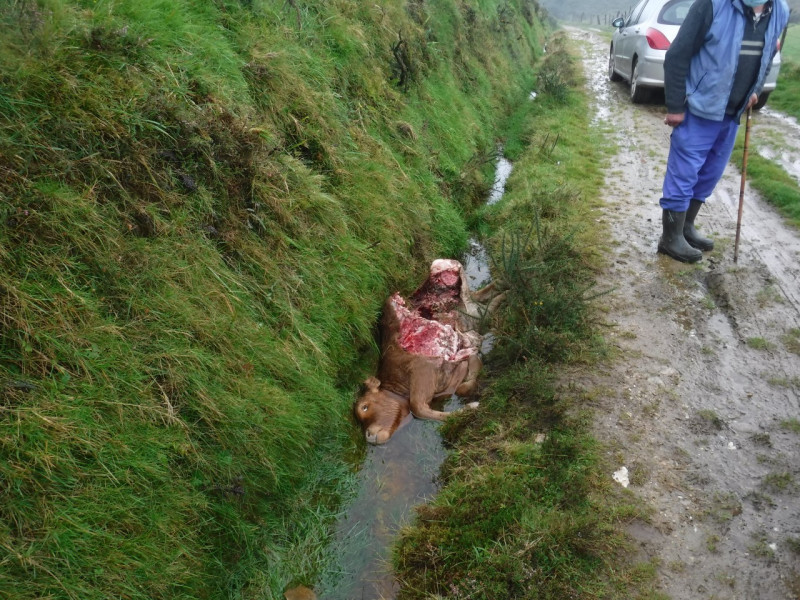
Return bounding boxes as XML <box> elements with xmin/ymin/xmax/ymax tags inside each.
<box><xmin>364</xmin><ymin>376</ymin><xmax>381</xmax><ymax>391</ymax></box>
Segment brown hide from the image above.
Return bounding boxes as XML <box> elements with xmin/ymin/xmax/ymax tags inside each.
<box><xmin>354</xmin><ymin>260</ymin><xmax>498</xmax><ymax>444</ymax></box>
<box><xmin>353</xmin><ymin>376</ymin><xmax>412</xmax><ymax>445</ymax></box>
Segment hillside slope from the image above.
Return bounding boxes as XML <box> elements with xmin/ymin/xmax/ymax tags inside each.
<box><xmin>0</xmin><ymin>1</ymin><xmax>547</xmax><ymax>598</ymax></box>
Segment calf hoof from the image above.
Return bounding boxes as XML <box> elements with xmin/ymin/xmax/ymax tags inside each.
<box><xmin>466</xmin><ymin>402</ymin><xmax>479</xmax><ymax>409</ymax></box>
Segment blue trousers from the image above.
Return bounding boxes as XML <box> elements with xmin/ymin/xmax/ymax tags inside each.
<box><xmin>660</xmin><ymin>111</ymin><xmax>739</xmax><ymax>212</ymax></box>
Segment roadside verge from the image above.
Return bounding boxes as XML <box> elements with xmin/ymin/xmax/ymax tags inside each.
<box><xmin>393</xmin><ymin>33</ymin><xmax>664</xmax><ymax>600</ymax></box>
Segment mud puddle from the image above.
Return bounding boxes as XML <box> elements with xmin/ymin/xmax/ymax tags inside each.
<box><xmin>570</xmin><ymin>27</ymin><xmax>800</xmax><ymax>599</ymax></box>
<box><xmin>755</xmin><ymin>108</ymin><xmax>800</xmax><ymax>185</ymax></box>
<box><xmin>321</xmin><ymin>153</ymin><xmax>512</xmax><ymax>600</ymax></box>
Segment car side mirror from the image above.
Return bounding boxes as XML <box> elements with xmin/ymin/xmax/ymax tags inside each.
<box><xmin>612</xmin><ymin>17</ymin><xmax>625</xmax><ymax>28</ymax></box>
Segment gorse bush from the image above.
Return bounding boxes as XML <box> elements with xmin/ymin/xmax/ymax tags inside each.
<box><xmin>536</xmin><ymin>32</ymin><xmax>580</xmax><ymax>103</ymax></box>
<box><xmin>0</xmin><ymin>0</ymin><xmax>547</xmax><ymax>598</ymax></box>
<box><xmin>490</xmin><ymin>213</ymin><xmax>599</xmax><ymax>365</ymax></box>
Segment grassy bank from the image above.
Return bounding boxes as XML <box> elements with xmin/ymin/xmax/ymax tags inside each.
<box><xmin>394</xmin><ymin>34</ymin><xmax>662</xmax><ymax>600</ymax></box>
<box><xmin>732</xmin><ymin>138</ymin><xmax>800</xmax><ymax>227</ymax></box>
<box><xmin>744</xmin><ymin>23</ymin><xmax>800</xmax><ymax>226</ymax></box>
<box><xmin>771</xmin><ymin>24</ymin><xmax>800</xmax><ymax>120</ymax></box>
<box><xmin>0</xmin><ymin>1</ymin><xmax>549</xmax><ymax>598</ymax></box>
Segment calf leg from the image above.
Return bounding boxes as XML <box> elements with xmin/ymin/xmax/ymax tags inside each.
<box><xmin>454</xmin><ymin>353</ymin><xmax>482</xmax><ymax>396</ymax></box>
<box><xmin>410</xmin><ymin>403</ymin><xmax>453</xmax><ymax>421</ymax></box>
<box><xmin>471</xmin><ymin>281</ymin><xmax>497</xmax><ymax>303</ymax></box>
<box><xmin>409</xmin><ymin>361</ymin><xmax>461</xmax><ymax>421</ymax></box>
<box><xmin>486</xmin><ymin>290</ymin><xmax>507</xmax><ymax>315</ymax></box>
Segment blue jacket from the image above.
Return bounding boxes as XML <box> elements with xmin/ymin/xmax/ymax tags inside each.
<box><xmin>681</xmin><ymin>0</ymin><xmax>789</xmax><ymax>121</ymax></box>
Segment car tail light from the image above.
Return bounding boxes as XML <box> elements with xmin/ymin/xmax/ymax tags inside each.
<box><xmin>646</xmin><ymin>28</ymin><xmax>671</xmax><ymax>50</ymax></box>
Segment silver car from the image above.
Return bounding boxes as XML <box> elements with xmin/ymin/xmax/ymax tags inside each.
<box><xmin>609</xmin><ymin>0</ymin><xmax>781</xmax><ymax>108</ymax></box>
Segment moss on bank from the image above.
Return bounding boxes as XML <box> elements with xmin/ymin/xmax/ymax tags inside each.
<box><xmin>0</xmin><ymin>1</ymin><xmax>548</xmax><ymax>598</ymax></box>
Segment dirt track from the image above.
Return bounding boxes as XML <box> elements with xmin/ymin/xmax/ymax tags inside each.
<box><xmin>572</xmin><ymin>28</ymin><xmax>800</xmax><ymax>599</ymax></box>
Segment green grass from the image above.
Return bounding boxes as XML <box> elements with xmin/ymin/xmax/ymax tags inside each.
<box><xmin>780</xmin><ymin>418</ymin><xmax>800</xmax><ymax>434</ymax></box>
<box><xmin>704</xmin><ymin>492</ymin><xmax>743</xmax><ymax>524</ymax></box>
<box><xmin>0</xmin><ymin>1</ymin><xmax>548</xmax><ymax>598</ymax></box>
<box><xmin>748</xmin><ymin>533</ymin><xmax>777</xmax><ymax>559</ymax></box>
<box><xmin>732</xmin><ymin>135</ymin><xmax>800</xmax><ymax>227</ymax></box>
<box><xmin>697</xmin><ymin>409</ymin><xmax>726</xmax><ymax>430</ymax></box>
<box><xmin>771</xmin><ymin>24</ymin><xmax>800</xmax><ymax>120</ymax></box>
<box><xmin>780</xmin><ymin>24</ymin><xmax>800</xmax><ymax>64</ymax></box>
<box><xmin>783</xmin><ymin>328</ymin><xmax>800</xmax><ymax>354</ymax></box>
<box><xmin>736</xmin><ymin>24</ymin><xmax>800</xmax><ymax>227</ymax></box>
<box><xmin>393</xmin><ymin>34</ymin><xmax>659</xmax><ymax>600</ymax></box>
<box><xmin>763</xmin><ymin>472</ymin><xmax>795</xmax><ymax>493</ymax></box>
<box><xmin>746</xmin><ymin>336</ymin><xmax>775</xmax><ymax>350</ymax></box>
<box><xmin>787</xmin><ymin>536</ymin><xmax>800</xmax><ymax>554</ymax></box>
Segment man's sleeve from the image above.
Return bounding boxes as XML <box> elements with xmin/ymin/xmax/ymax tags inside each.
<box><xmin>663</xmin><ymin>0</ymin><xmax>714</xmax><ymax>113</ymax></box>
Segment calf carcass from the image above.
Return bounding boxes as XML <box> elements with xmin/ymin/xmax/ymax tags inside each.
<box><xmin>354</xmin><ymin>259</ymin><xmax>501</xmax><ymax>444</ymax></box>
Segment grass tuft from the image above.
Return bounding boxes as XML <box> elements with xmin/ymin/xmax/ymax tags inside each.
<box><xmin>780</xmin><ymin>417</ymin><xmax>800</xmax><ymax>434</ymax></box>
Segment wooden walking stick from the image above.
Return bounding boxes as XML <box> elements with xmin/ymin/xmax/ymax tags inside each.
<box><xmin>734</xmin><ymin>107</ymin><xmax>753</xmax><ymax>263</ymax></box>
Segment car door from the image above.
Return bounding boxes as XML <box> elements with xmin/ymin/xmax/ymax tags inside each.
<box><xmin>616</xmin><ymin>0</ymin><xmax>652</xmax><ymax>80</ymax></box>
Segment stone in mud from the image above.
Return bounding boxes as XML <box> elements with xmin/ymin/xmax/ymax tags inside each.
<box><xmin>613</xmin><ymin>466</ymin><xmax>630</xmax><ymax>488</ymax></box>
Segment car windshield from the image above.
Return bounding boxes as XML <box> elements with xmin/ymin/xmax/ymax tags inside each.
<box><xmin>658</xmin><ymin>0</ymin><xmax>696</xmax><ymax>25</ymax></box>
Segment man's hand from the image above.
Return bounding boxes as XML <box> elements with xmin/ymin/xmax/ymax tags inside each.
<box><xmin>664</xmin><ymin>113</ymin><xmax>685</xmax><ymax>127</ymax></box>
<box><xmin>746</xmin><ymin>93</ymin><xmax>759</xmax><ymax>110</ymax></box>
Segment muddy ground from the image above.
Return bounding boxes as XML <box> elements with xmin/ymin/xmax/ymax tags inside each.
<box><xmin>571</xmin><ymin>28</ymin><xmax>800</xmax><ymax>599</ymax></box>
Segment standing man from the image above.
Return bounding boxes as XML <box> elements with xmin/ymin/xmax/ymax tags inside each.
<box><xmin>658</xmin><ymin>0</ymin><xmax>789</xmax><ymax>263</ymax></box>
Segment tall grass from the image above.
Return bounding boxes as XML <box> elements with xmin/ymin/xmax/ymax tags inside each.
<box><xmin>0</xmin><ymin>1</ymin><xmax>548</xmax><ymax>598</ymax></box>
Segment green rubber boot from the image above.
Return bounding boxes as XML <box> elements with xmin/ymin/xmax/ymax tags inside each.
<box><xmin>658</xmin><ymin>209</ymin><xmax>702</xmax><ymax>263</ymax></box>
<box><xmin>683</xmin><ymin>199</ymin><xmax>714</xmax><ymax>251</ymax></box>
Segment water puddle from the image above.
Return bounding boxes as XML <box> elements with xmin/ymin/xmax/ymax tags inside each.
<box><xmin>322</xmin><ymin>150</ymin><xmax>513</xmax><ymax>599</ymax></box>
<box><xmin>570</xmin><ymin>27</ymin><xmax>614</xmax><ymax>125</ymax></box>
<box><xmin>323</xmin><ymin>413</ymin><xmax>452</xmax><ymax>600</ymax></box>
<box><xmin>754</xmin><ymin>143</ymin><xmax>800</xmax><ymax>186</ymax></box>
<box><xmin>463</xmin><ymin>238</ymin><xmax>493</xmax><ymax>291</ymax></box>
<box><xmin>488</xmin><ymin>152</ymin><xmax>513</xmax><ymax>206</ymax></box>
<box><xmin>759</xmin><ymin>105</ymin><xmax>800</xmax><ymax>127</ymax></box>
<box><xmin>752</xmin><ymin>107</ymin><xmax>800</xmax><ymax>185</ymax></box>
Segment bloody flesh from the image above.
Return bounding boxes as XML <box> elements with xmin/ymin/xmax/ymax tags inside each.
<box><xmin>392</xmin><ymin>263</ymin><xmax>477</xmax><ymax>362</ymax></box>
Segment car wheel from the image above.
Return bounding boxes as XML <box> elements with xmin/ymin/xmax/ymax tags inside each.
<box><xmin>753</xmin><ymin>92</ymin><xmax>770</xmax><ymax>111</ymax></box>
<box><xmin>609</xmin><ymin>49</ymin><xmax>622</xmax><ymax>82</ymax></box>
<box><xmin>630</xmin><ymin>59</ymin><xmax>650</xmax><ymax>104</ymax></box>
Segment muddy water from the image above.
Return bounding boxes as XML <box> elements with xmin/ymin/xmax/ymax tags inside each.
<box><xmin>753</xmin><ymin>107</ymin><xmax>800</xmax><ymax>185</ymax></box>
<box><xmin>322</xmin><ymin>154</ymin><xmax>512</xmax><ymax>600</ymax></box>
<box><xmin>323</xmin><ymin>415</ymin><xmax>450</xmax><ymax>600</ymax></box>
<box><xmin>571</xmin><ymin>27</ymin><xmax>800</xmax><ymax>599</ymax></box>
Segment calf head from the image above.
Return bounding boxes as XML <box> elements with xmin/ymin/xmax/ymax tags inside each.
<box><xmin>353</xmin><ymin>377</ymin><xmax>410</xmax><ymax>444</ymax></box>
